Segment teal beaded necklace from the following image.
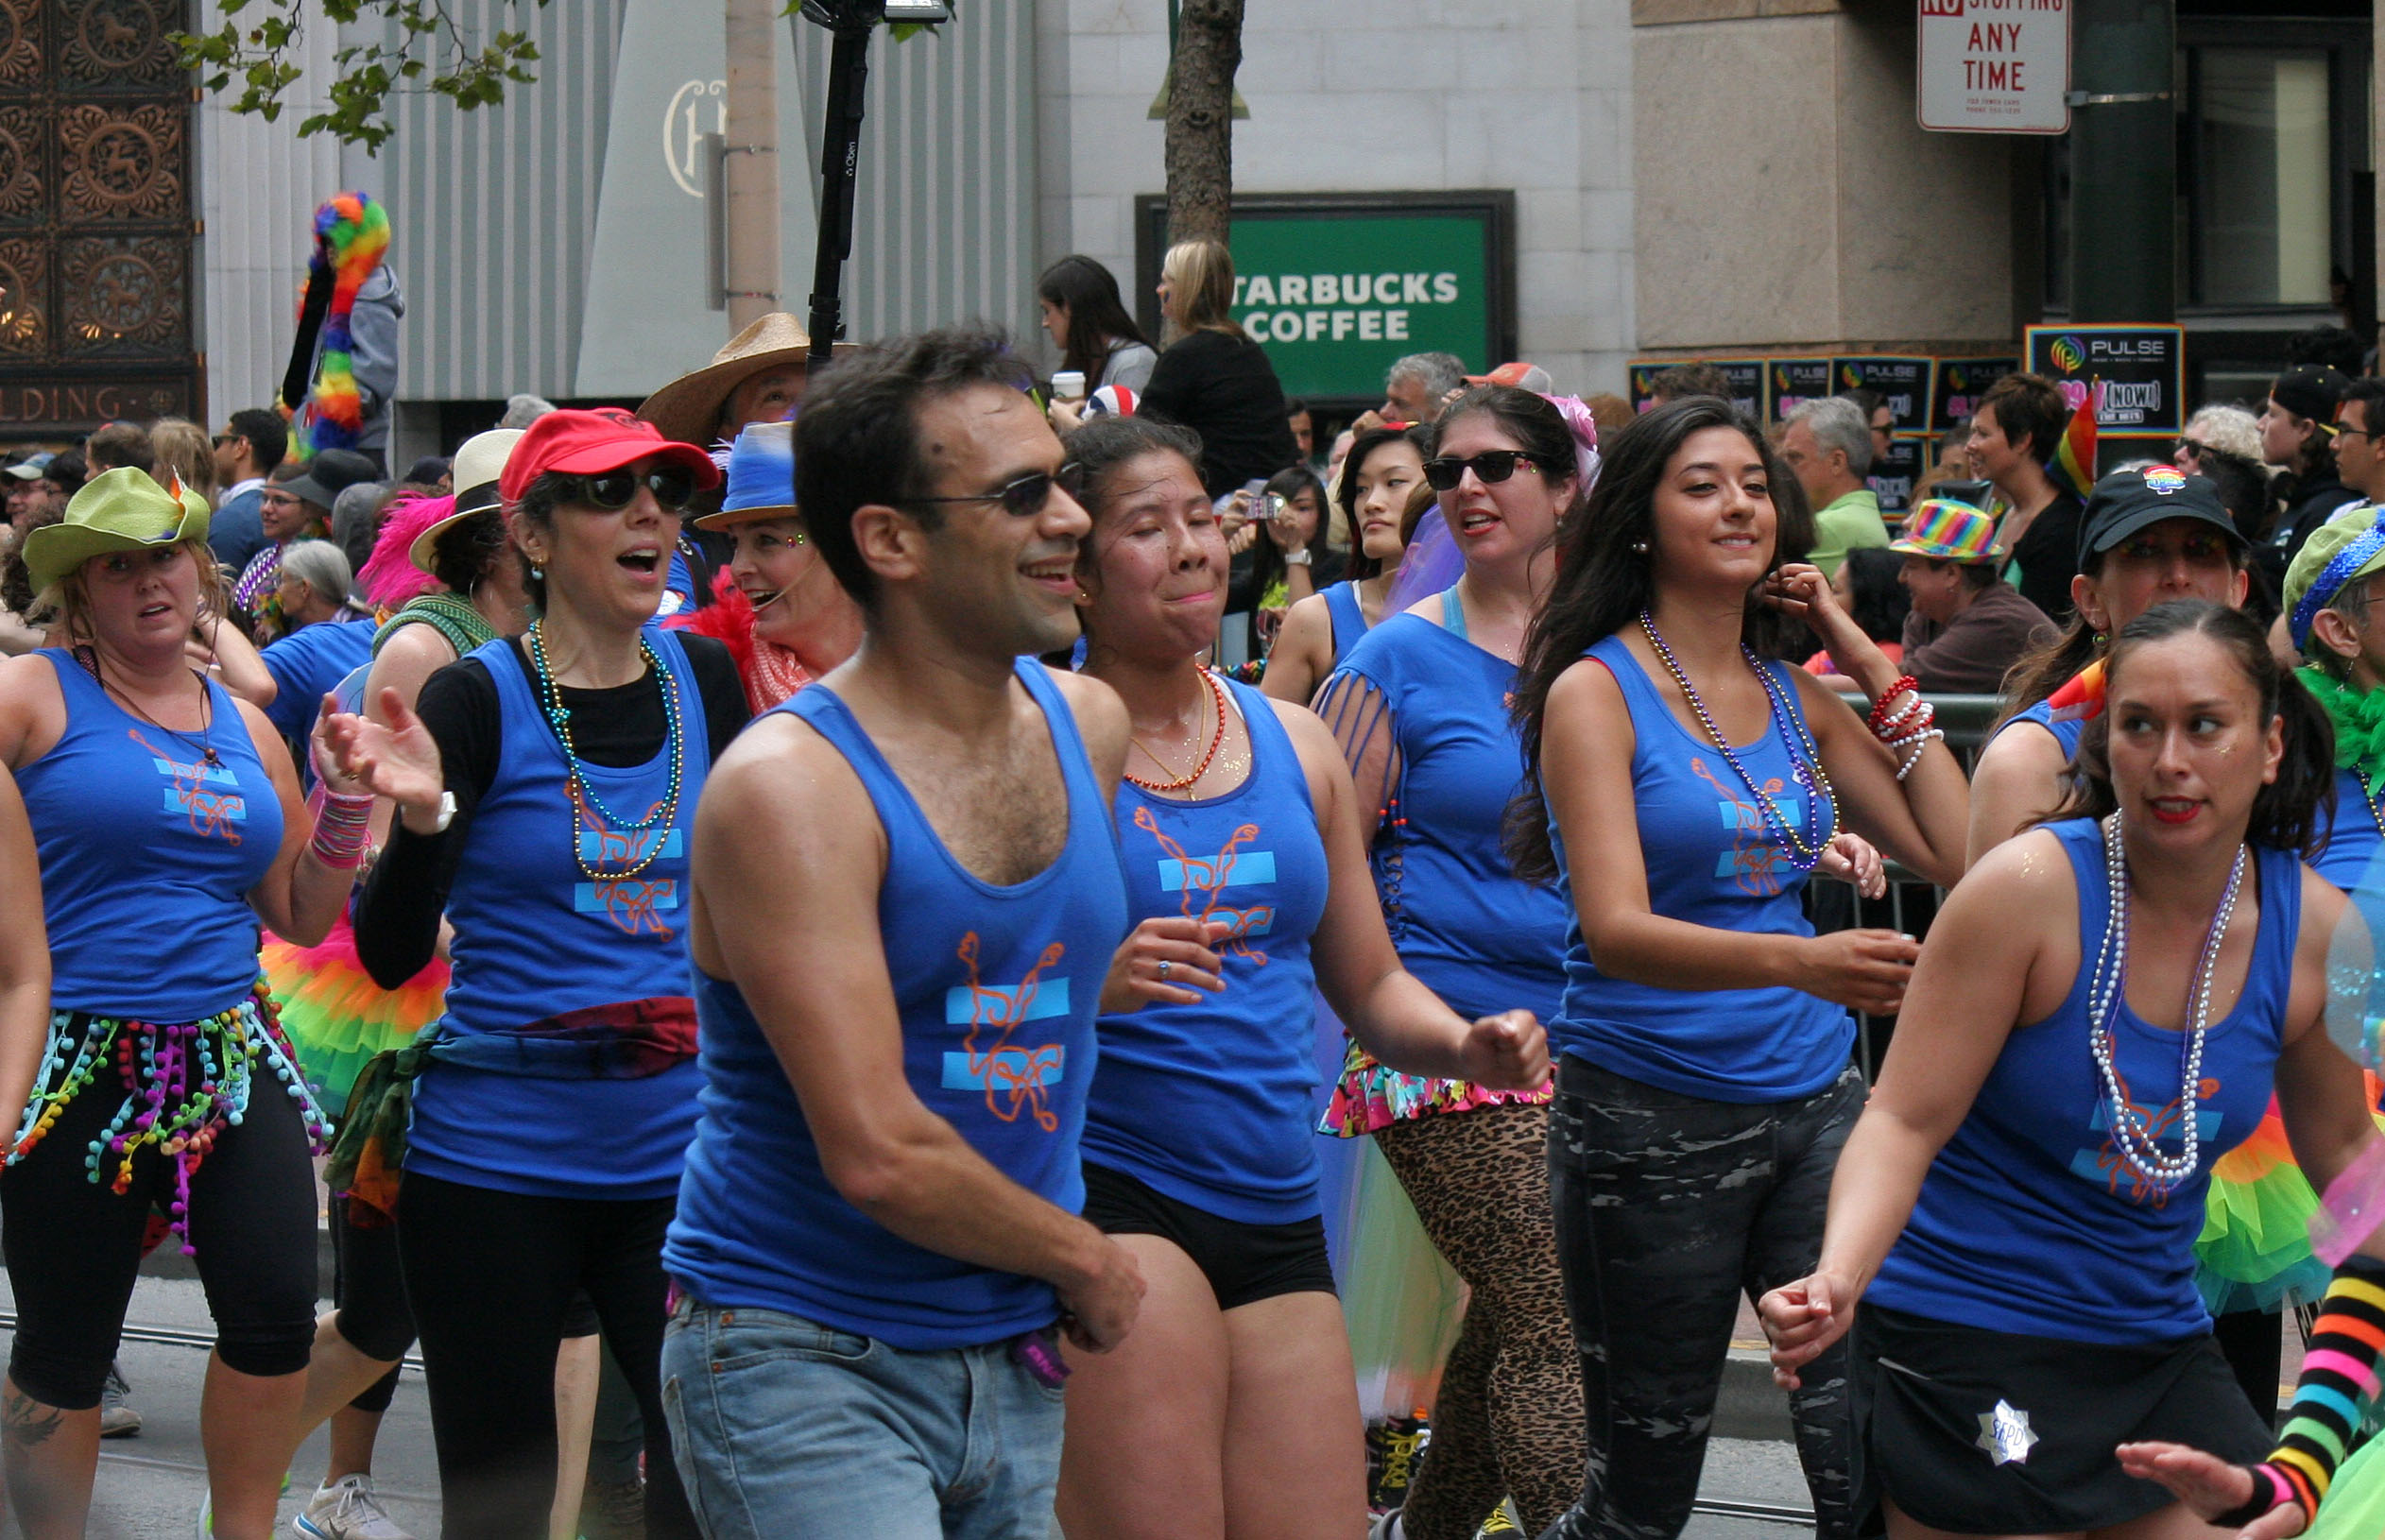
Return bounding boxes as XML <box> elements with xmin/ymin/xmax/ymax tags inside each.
<box><xmin>525</xmin><ymin>621</ymin><xmax>687</xmax><ymax>882</ymax></box>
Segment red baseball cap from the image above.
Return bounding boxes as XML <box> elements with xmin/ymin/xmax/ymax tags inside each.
<box><xmin>498</xmin><ymin>407</ymin><xmax>721</xmax><ymax>505</ymax></box>
<box><xmin>1464</xmin><ymin>361</ymin><xmax>1551</xmax><ymax>390</ymax></box>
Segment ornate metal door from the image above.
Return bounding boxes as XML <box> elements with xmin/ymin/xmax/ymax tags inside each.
<box><xmin>0</xmin><ymin>0</ymin><xmax>197</xmax><ymax>439</ymax></box>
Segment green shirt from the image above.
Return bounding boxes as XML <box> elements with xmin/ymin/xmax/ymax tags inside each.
<box><xmin>1809</xmin><ymin>488</ymin><xmax>1891</xmax><ymax>578</ymax></box>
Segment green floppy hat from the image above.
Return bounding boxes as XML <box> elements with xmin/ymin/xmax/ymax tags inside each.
<box><xmin>23</xmin><ymin>467</ymin><xmax>211</xmax><ymax>595</ymax></box>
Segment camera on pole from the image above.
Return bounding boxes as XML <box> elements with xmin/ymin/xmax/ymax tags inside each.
<box><xmin>797</xmin><ymin>0</ymin><xmax>953</xmax><ymax>367</ymax></box>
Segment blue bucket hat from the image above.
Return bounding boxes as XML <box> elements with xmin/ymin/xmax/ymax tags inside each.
<box><xmin>693</xmin><ymin>419</ymin><xmax>798</xmax><ymax>530</ymax></box>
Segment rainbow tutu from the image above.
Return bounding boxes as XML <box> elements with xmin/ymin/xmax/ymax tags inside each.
<box><xmin>261</xmin><ymin>916</ymin><xmax>447</xmax><ymax>1115</ymax></box>
<box><xmin>2198</xmin><ymin>1098</ymin><xmax>2330</xmax><ymax>1316</ymax></box>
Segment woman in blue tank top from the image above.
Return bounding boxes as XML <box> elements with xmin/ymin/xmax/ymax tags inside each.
<box><xmin>1507</xmin><ymin>397</ymin><xmax>1970</xmax><ymax>1540</ymax></box>
<box><xmin>1050</xmin><ymin>416</ymin><xmax>1546</xmax><ymax>1539</ymax></box>
<box><xmin>1262</xmin><ymin>423</ymin><xmax>1428</xmax><ymax>708</ymax></box>
<box><xmin>328</xmin><ymin>411</ymin><xmax>746</xmax><ymax>1540</ymax></box>
<box><xmin>1302</xmin><ymin>387</ymin><xmax>1605</xmax><ymax>1538</ymax></box>
<box><xmin>0</xmin><ymin>468</ymin><xmax>368</xmax><ymax>1537</ymax></box>
<box><xmin>1759</xmin><ymin>601</ymin><xmax>2385</xmax><ymax>1537</ymax></box>
<box><xmin>1967</xmin><ymin>468</ymin><xmax>2253</xmax><ymax>865</ymax></box>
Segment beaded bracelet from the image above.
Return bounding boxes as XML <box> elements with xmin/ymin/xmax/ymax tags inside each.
<box><xmin>1877</xmin><ymin>696</ymin><xmax>1935</xmax><ymax>747</ymax></box>
<box><xmin>1866</xmin><ymin>675</ymin><xmax>1921</xmax><ymax>736</ymax></box>
<box><xmin>309</xmin><ymin>791</ymin><xmax>375</xmax><ymax>870</ymax></box>
<box><xmin>1893</xmin><ymin>728</ymin><xmax>1945</xmax><ymax>781</ymax></box>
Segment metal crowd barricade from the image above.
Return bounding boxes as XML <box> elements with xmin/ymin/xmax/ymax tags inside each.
<box><xmin>1804</xmin><ymin>693</ymin><xmax>2005</xmax><ymax>1082</ymax></box>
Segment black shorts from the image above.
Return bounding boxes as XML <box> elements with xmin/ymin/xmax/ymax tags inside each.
<box><xmin>1851</xmin><ymin>1302</ymin><xmax>2274</xmax><ymax>1534</ymax></box>
<box><xmin>1080</xmin><ymin>1162</ymin><xmax>1335</xmax><ymax>1311</ymax></box>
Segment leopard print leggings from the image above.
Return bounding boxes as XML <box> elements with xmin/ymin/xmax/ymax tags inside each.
<box><xmin>1374</xmin><ymin>1101</ymin><xmax>1585</xmax><ymax>1540</ymax></box>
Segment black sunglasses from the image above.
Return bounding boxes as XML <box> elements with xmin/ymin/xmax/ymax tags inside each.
<box><xmin>905</xmin><ymin>470</ymin><xmax>1056</xmax><ymax>519</ymax></box>
<box><xmin>558</xmin><ymin>466</ymin><xmax>697</xmax><ymax>513</ymax></box>
<box><xmin>1422</xmin><ymin>451</ymin><xmax>1548</xmax><ymax>491</ymax></box>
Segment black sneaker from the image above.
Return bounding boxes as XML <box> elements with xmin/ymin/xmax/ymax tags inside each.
<box><xmin>1365</xmin><ymin>1411</ymin><xmax>1430</xmax><ymax>1514</ymax></box>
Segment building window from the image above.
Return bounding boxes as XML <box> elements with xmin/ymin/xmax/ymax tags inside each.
<box><xmin>2189</xmin><ymin>47</ymin><xmax>2333</xmax><ymax>306</ymax></box>
<box><xmin>2177</xmin><ymin>21</ymin><xmax>2371</xmax><ymax>314</ymax></box>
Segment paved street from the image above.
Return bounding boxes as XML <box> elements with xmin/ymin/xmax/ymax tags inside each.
<box><xmin>6</xmin><ymin>1273</ymin><xmax>1816</xmax><ymax>1538</ymax></box>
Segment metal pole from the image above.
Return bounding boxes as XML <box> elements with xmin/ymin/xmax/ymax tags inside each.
<box><xmin>2066</xmin><ymin>0</ymin><xmax>2175</xmax><ymax>322</ymax></box>
<box><xmin>806</xmin><ymin>23</ymin><xmax>873</xmax><ymax>367</ymax></box>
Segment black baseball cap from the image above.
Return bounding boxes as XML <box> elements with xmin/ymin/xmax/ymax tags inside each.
<box><xmin>2076</xmin><ymin>465</ymin><xmax>2247</xmax><ymax>569</ymax></box>
<box><xmin>2272</xmin><ymin>364</ymin><xmax>2352</xmax><ymax>425</ymax></box>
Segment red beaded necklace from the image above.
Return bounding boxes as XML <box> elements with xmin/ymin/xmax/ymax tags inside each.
<box><xmin>1125</xmin><ymin>668</ymin><xmax>1228</xmax><ymax>793</ymax></box>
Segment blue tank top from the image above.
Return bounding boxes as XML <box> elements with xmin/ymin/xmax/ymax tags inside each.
<box><xmin>2314</xmin><ymin>767</ymin><xmax>2381</xmax><ymax>893</ymax></box>
<box><xmin>19</xmin><ymin>651</ymin><xmax>283</xmax><ymax>1019</ymax></box>
<box><xmin>407</xmin><ymin>627</ymin><xmax>712</xmax><ymax>1200</ymax></box>
<box><xmin>1869</xmin><ymin>818</ymin><xmax>2302</xmax><ymax>1343</ymax></box>
<box><xmin>1549</xmin><ymin>636</ymin><xmax>1849</xmax><ymax>1102</ymax></box>
<box><xmin>1330</xmin><ymin>612</ymin><xmax>1568</xmax><ymax>1021</ymax></box>
<box><xmin>1998</xmin><ymin>696</ymin><xmax>2087</xmax><ymax>762</ymax></box>
<box><xmin>1082</xmin><ymin>678</ymin><xmax>1331</xmax><ymax>1223</ymax></box>
<box><xmin>664</xmin><ymin>661</ymin><xmax>1129</xmax><ymax>1349</ymax></box>
<box><xmin>1322</xmin><ymin>580</ymin><xmax>1369</xmax><ymax>663</ymax></box>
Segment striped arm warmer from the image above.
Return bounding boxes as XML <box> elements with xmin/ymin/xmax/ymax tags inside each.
<box><xmin>2218</xmin><ymin>1256</ymin><xmax>2385</xmax><ymax>1527</ymax></box>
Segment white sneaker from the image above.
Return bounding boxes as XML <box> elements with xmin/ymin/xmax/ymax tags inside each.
<box><xmin>292</xmin><ymin>1475</ymin><xmax>415</xmax><ymax>1540</ymax></box>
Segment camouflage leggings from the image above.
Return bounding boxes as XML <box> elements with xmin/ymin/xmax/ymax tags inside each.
<box><xmin>1542</xmin><ymin>1057</ymin><xmax>1865</xmax><ymax>1540</ymax></box>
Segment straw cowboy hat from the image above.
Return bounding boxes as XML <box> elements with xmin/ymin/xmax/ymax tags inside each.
<box><xmin>637</xmin><ymin>313</ymin><xmax>821</xmax><ymax>448</ymax></box>
<box><xmin>408</xmin><ymin>427</ymin><xmax>524</xmax><ymax>573</ymax></box>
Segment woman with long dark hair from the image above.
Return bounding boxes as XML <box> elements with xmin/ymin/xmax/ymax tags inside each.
<box><xmin>1309</xmin><ymin>385</ymin><xmax>1599</xmax><ymax>1539</ymax></box>
<box><xmin>1038</xmin><ymin>254</ymin><xmax>1158</xmax><ymax>393</ymax></box>
<box><xmin>1509</xmin><ymin>396</ymin><xmax>1967</xmax><ymax>1539</ymax></box>
<box><xmin>1262</xmin><ymin>424</ymin><xmax>1431</xmax><ymax>708</ymax></box>
<box><xmin>1762</xmin><ymin>600</ymin><xmax>2383</xmax><ymax>1540</ymax></box>
<box><xmin>1233</xmin><ymin>463</ymin><xmax>1340</xmax><ymax>660</ymax></box>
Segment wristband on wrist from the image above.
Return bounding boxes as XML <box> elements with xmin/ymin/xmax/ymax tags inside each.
<box><xmin>308</xmin><ymin>790</ymin><xmax>375</xmax><ymax>870</ymax></box>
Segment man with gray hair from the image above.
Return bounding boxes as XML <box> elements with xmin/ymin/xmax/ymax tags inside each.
<box><xmin>1779</xmin><ymin>395</ymin><xmax>1890</xmax><ymax>578</ymax></box>
<box><xmin>1382</xmin><ymin>351</ymin><xmax>1468</xmax><ymax>423</ymax></box>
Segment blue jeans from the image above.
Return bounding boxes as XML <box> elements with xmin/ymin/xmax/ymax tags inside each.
<box><xmin>660</xmin><ymin>1297</ymin><xmax>1065</xmax><ymax>1539</ymax></box>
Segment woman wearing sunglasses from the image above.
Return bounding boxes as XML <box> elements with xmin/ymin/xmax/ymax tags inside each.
<box><xmin>1308</xmin><ymin>386</ymin><xmax>1594</xmax><ymax>1540</ymax></box>
<box><xmin>329</xmin><ymin>409</ymin><xmax>751</xmax><ymax>1539</ymax></box>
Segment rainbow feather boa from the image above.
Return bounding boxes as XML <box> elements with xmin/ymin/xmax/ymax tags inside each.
<box><xmin>298</xmin><ymin>191</ymin><xmax>391</xmax><ymax>460</ymax></box>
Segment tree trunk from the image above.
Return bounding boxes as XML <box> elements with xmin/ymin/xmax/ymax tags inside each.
<box><xmin>1164</xmin><ymin>0</ymin><xmax>1244</xmax><ymax>248</ymax></box>
<box><xmin>723</xmin><ymin>0</ymin><xmax>781</xmax><ymax>332</ymax></box>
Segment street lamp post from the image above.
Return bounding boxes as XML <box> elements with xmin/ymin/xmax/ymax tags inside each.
<box><xmin>2066</xmin><ymin>0</ymin><xmax>2176</xmax><ymax>323</ymax></box>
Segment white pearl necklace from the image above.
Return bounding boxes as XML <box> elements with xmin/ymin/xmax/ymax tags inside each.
<box><xmin>2085</xmin><ymin>812</ymin><xmax>2247</xmax><ymax>1194</ymax></box>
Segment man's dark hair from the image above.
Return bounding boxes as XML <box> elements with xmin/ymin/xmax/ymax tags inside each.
<box><xmin>84</xmin><ymin>421</ymin><xmax>152</xmax><ymax>476</ymax></box>
<box><xmin>229</xmin><ymin>407</ymin><xmax>288</xmax><ymax>471</ymax></box>
<box><xmin>2290</xmin><ymin>324</ymin><xmax>2367</xmax><ymax>378</ymax></box>
<box><xmin>1649</xmin><ymin>362</ymin><xmax>1732</xmax><ymax>404</ymax></box>
<box><xmin>2341</xmin><ymin>375</ymin><xmax>2385</xmax><ymax>431</ymax></box>
<box><xmin>794</xmin><ymin>324</ymin><xmax>1036</xmax><ymax>608</ymax></box>
<box><xmin>1283</xmin><ymin>397</ymin><xmax>1309</xmax><ymax>419</ymax></box>
<box><xmin>1977</xmin><ymin>372</ymin><xmax>2069</xmax><ymax>464</ymax></box>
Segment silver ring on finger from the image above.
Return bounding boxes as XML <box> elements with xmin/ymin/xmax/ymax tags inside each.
<box><xmin>1158</xmin><ymin>960</ymin><xmax>1172</xmax><ymax>981</ymax></box>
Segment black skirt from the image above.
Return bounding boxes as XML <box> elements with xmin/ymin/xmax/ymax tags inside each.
<box><xmin>1850</xmin><ymin>1302</ymin><xmax>2274</xmax><ymax>1534</ymax></box>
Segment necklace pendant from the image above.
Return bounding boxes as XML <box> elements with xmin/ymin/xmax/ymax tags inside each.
<box><xmin>201</xmin><ymin>748</ymin><xmax>221</xmax><ymax>767</ymax></box>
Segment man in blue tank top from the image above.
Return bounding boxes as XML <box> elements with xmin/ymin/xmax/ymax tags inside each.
<box><xmin>662</xmin><ymin>326</ymin><xmax>1173</xmax><ymax>1537</ymax></box>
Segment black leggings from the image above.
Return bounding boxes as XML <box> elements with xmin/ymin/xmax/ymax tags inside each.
<box><xmin>2</xmin><ymin>1069</ymin><xmax>317</xmax><ymax>1408</ymax></box>
<box><xmin>330</xmin><ymin>1197</ymin><xmax>413</xmax><ymax>1413</ymax></box>
<box><xmin>1544</xmin><ymin>1056</ymin><xmax>1865</xmax><ymax>1540</ymax></box>
<box><xmin>397</xmin><ymin>1170</ymin><xmax>695</xmax><ymax>1540</ymax></box>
